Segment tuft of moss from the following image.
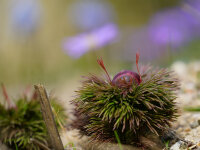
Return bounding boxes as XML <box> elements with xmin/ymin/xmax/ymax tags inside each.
<box><xmin>0</xmin><ymin>86</ymin><xmax>67</xmax><ymax>150</ymax></box>
<box><xmin>72</xmin><ymin>65</ymin><xmax>179</xmax><ymax>145</ymax></box>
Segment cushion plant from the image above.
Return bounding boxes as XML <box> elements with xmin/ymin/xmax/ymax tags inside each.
<box><xmin>72</xmin><ymin>53</ymin><xmax>179</xmax><ymax>148</ymax></box>
<box><xmin>0</xmin><ymin>85</ymin><xmax>66</xmax><ymax>150</ymax></box>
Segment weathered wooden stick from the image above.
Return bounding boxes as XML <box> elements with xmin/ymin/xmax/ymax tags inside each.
<box><xmin>34</xmin><ymin>84</ymin><xmax>64</xmax><ymax>150</ymax></box>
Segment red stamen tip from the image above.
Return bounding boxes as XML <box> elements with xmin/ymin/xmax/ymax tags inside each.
<box><xmin>97</xmin><ymin>57</ymin><xmax>104</xmax><ymax>70</ymax></box>
<box><xmin>97</xmin><ymin>58</ymin><xmax>112</xmax><ymax>83</ymax></box>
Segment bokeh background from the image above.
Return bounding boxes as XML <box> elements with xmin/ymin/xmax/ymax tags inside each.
<box><xmin>0</xmin><ymin>0</ymin><xmax>200</xmax><ymax>96</ymax></box>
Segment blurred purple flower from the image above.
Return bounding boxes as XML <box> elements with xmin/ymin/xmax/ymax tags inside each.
<box><xmin>10</xmin><ymin>0</ymin><xmax>41</xmax><ymax>36</ymax></box>
<box><xmin>117</xmin><ymin>0</ymin><xmax>200</xmax><ymax>62</ymax></box>
<box><xmin>62</xmin><ymin>23</ymin><xmax>118</xmax><ymax>58</ymax></box>
<box><xmin>148</xmin><ymin>0</ymin><xmax>200</xmax><ymax>48</ymax></box>
<box><xmin>67</xmin><ymin>1</ymin><xmax>115</xmax><ymax>30</ymax></box>
<box><xmin>148</xmin><ymin>8</ymin><xmax>195</xmax><ymax>47</ymax></box>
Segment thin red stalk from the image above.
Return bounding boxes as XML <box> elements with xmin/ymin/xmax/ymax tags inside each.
<box><xmin>136</xmin><ymin>52</ymin><xmax>142</xmax><ymax>82</ymax></box>
<box><xmin>1</xmin><ymin>83</ymin><xmax>15</xmax><ymax>109</ymax></box>
<box><xmin>97</xmin><ymin>58</ymin><xmax>112</xmax><ymax>83</ymax></box>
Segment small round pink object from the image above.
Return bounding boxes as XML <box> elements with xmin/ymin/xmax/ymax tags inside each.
<box><xmin>112</xmin><ymin>70</ymin><xmax>141</xmax><ymax>87</ymax></box>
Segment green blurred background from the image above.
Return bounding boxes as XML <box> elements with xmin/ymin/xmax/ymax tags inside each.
<box><xmin>0</xmin><ymin>0</ymin><xmax>199</xmax><ymax>90</ymax></box>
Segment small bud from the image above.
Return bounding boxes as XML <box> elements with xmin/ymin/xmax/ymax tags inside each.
<box><xmin>112</xmin><ymin>53</ymin><xmax>142</xmax><ymax>88</ymax></box>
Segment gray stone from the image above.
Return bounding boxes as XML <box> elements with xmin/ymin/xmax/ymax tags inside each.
<box><xmin>190</xmin><ymin>121</ymin><xmax>199</xmax><ymax>129</ymax></box>
<box><xmin>170</xmin><ymin>141</ymin><xmax>187</xmax><ymax>150</ymax></box>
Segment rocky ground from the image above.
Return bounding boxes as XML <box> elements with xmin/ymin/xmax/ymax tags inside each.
<box><xmin>169</xmin><ymin>61</ymin><xmax>200</xmax><ymax>150</ymax></box>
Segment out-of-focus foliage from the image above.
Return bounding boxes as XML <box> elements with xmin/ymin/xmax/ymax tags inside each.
<box><xmin>0</xmin><ymin>86</ymin><xmax>67</xmax><ymax>150</ymax></box>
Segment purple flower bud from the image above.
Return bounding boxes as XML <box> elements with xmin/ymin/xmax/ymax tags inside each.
<box><xmin>112</xmin><ymin>70</ymin><xmax>141</xmax><ymax>87</ymax></box>
<box><xmin>112</xmin><ymin>53</ymin><xmax>142</xmax><ymax>88</ymax></box>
